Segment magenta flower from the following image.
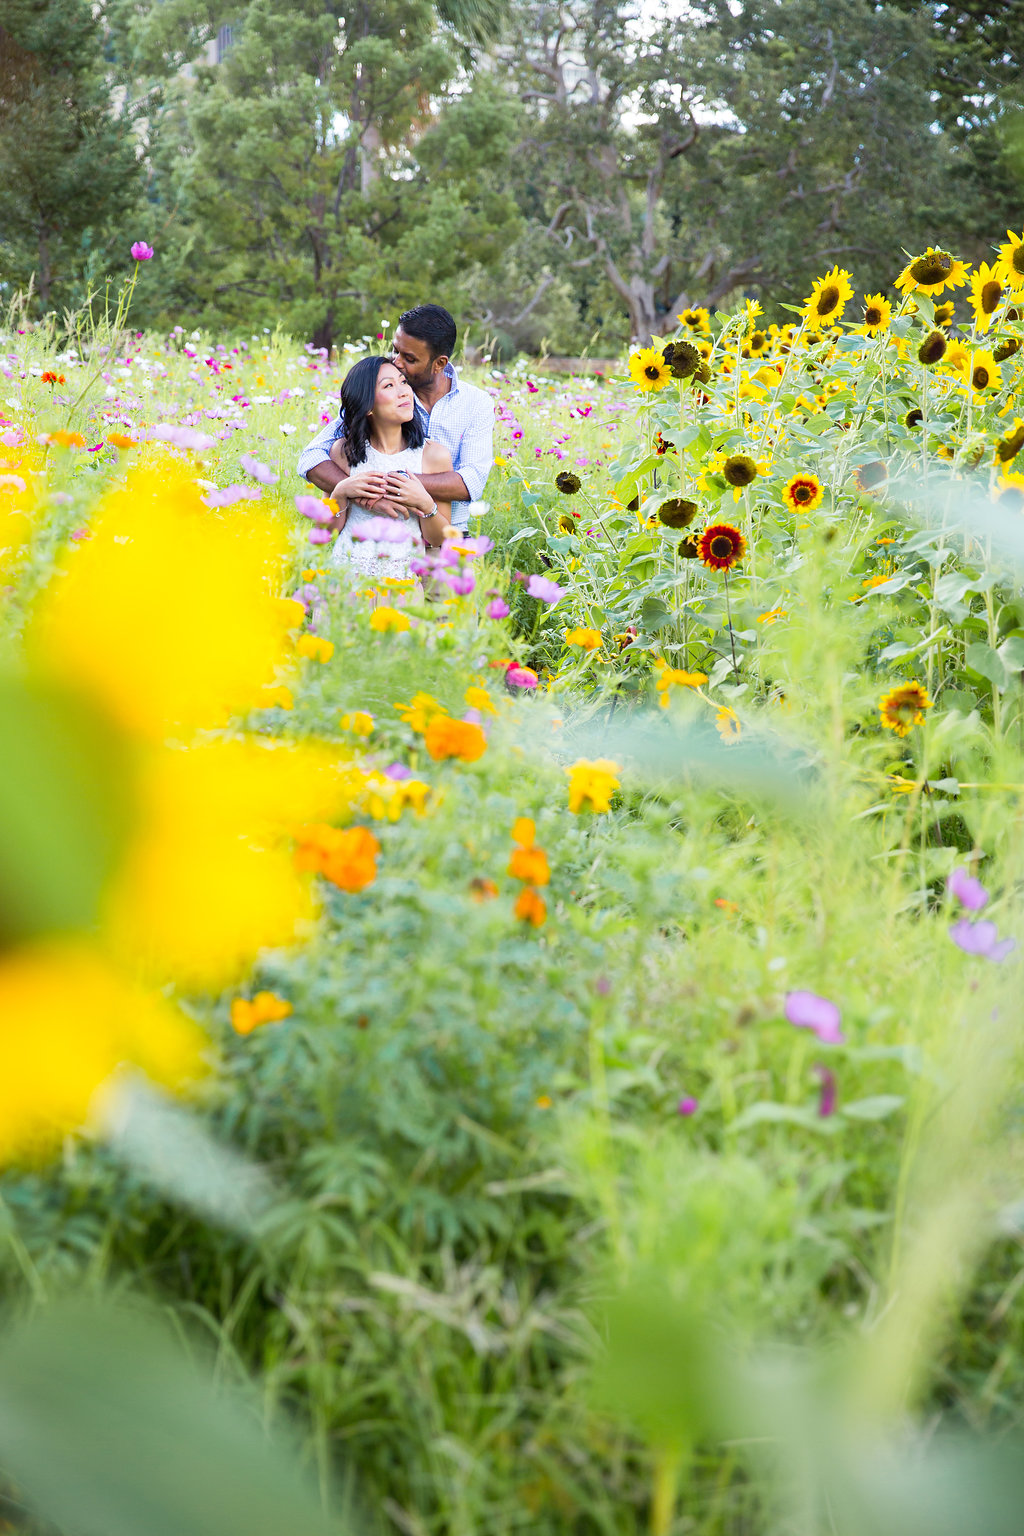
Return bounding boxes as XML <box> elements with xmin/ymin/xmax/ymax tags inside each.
<box><xmin>350</xmin><ymin>517</ymin><xmax>412</xmax><ymax>544</ymax></box>
<box><xmin>485</xmin><ymin>597</ymin><xmax>510</xmax><ymax>618</ymax></box>
<box><xmin>677</xmin><ymin>1096</ymin><xmax>699</xmax><ymax>1117</ymax></box>
<box><xmin>444</xmin><ymin>571</ymin><xmax>476</xmax><ymax>596</ymax></box>
<box><xmin>814</xmin><ymin>1064</ymin><xmax>837</xmax><ymax>1118</ymax></box>
<box><xmin>239</xmin><ymin>452</ymin><xmax>278</xmax><ymax>485</ymax></box>
<box><xmin>784</xmin><ymin>991</ymin><xmax>844</xmax><ymax>1045</ymax></box>
<box><xmin>947</xmin><ymin>866</ymin><xmax>989</xmax><ymax>911</ymax></box>
<box><xmin>295</xmin><ymin>494</ymin><xmax>334</xmax><ymax>525</ymax></box>
<box><xmin>949</xmin><ymin>919</ymin><xmax>1016</xmax><ymax>962</ymax></box>
<box><xmin>130</xmin><ymin>241</ymin><xmax>154</xmax><ymax>261</ymax></box>
<box><xmin>203</xmin><ymin>484</ymin><xmax>261</xmax><ymax>508</ymax></box>
<box><xmin>308</xmin><ymin>528</ymin><xmax>333</xmax><ymax>545</ymax></box>
<box><xmin>505</xmin><ymin>665</ymin><xmax>538</xmax><ymax>690</ymax></box>
<box><xmin>459</xmin><ymin>535</ymin><xmax>494</xmax><ymax>556</ymax></box>
<box><xmin>526</xmin><ymin>573</ymin><xmax>564</xmax><ymax>604</ymax></box>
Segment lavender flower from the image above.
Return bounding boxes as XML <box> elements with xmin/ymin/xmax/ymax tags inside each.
<box><xmin>486</xmin><ymin>598</ymin><xmax>510</xmax><ymax>620</ymax></box>
<box><xmin>239</xmin><ymin>452</ymin><xmax>278</xmax><ymax>485</ymax></box>
<box><xmin>203</xmin><ymin>484</ymin><xmax>261</xmax><ymax>508</ymax></box>
<box><xmin>949</xmin><ymin>919</ymin><xmax>1016</xmax><ymax>962</ymax></box>
<box><xmin>295</xmin><ymin>494</ymin><xmax>334</xmax><ymax>525</ymax></box>
<box><xmin>947</xmin><ymin>866</ymin><xmax>989</xmax><ymax>911</ymax></box>
<box><xmin>526</xmin><ymin>573</ymin><xmax>565</xmax><ymax>604</ymax></box>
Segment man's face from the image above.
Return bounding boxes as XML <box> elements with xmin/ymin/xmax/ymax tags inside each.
<box><xmin>391</xmin><ymin>326</ymin><xmax>445</xmax><ymax>392</ymax></box>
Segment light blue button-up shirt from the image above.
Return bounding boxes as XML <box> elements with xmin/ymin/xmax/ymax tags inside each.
<box><xmin>296</xmin><ymin>362</ymin><xmax>495</xmax><ymax>528</ymax></box>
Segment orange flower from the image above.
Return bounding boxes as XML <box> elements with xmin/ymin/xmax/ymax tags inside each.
<box><xmin>231</xmin><ymin>990</ymin><xmax>292</xmax><ymax>1035</ymax></box>
<box><xmin>424</xmin><ymin>715</ymin><xmax>487</xmax><ymax>762</ymax></box>
<box><xmin>44</xmin><ymin>430</ymin><xmax>86</xmax><ymax>449</ymax></box>
<box><xmin>107</xmin><ymin>433</ymin><xmax>136</xmax><ymax>450</ymax></box>
<box><xmin>509</xmin><ymin>843</ymin><xmax>550</xmax><ymax>885</ymax></box>
<box><xmin>514</xmin><ymin>887</ymin><xmax>547</xmax><ymax>926</ymax></box>
<box><xmin>469</xmin><ymin>876</ymin><xmax>499</xmax><ymax>901</ymax></box>
<box><xmin>698</xmin><ymin>523</ymin><xmax>746</xmax><ymax>571</ymax></box>
<box><xmin>295</xmin><ymin>823</ymin><xmax>379</xmax><ymax>892</ymax></box>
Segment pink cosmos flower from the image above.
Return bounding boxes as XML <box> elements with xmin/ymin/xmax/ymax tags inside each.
<box><xmin>526</xmin><ymin>574</ymin><xmax>564</xmax><ymax>604</ymax></box>
<box><xmin>486</xmin><ymin>598</ymin><xmax>510</xmax><ymax>620</ymax></box>
<box><xmin>295</xmin><ymin>494</ymin><xmax>334</xmax><ymax>525</ymax></box>
<box><xmin>308</xmin><ymin>528</ymin><xmax>333</xmax><ymax>545</ymax></box>
<box><xmin>947</xmin><ymin>866</ymin><xmax>988</xmax><ymax>911</ymax></box>
<box><xmin>204</xmin><ymin>484</ymin><xmax>261</xmax><ymax>508</ymax></box>
<box><xmin>239</xmin><ymin>452</ymin><xmax>278</xmax><ymax>485</ymax></box>
<box><xmin>130</xmin><ymin>241</ymin><xmax>155</xmax><ymax>261</ymax></box>
<box><xmin>444</xmin><ymin>571</ymin><xmax>476</xmax><ymax>596</ymax></box>
<box><xmin>677</xmin><ymin>1096</ymin><xmax>699</xmax><ymax>1117</ymax></box>
<box><xmin>459</xmin><ymin>535</ymin><xmax>494</xmax><ymax>556</ymax></box>
<box><xmin>949</xmin><ymin>919</ymin><xmax>1016</xmax><ymax>962</ymax></box>
<box><xmin>784</xmin><ymin>991</ymin><xmax>844</xmax><ymax>1045</ymax></box>
<box><xmin>350</xmin><ymin>517</ymin><xmax>413</xmax><ymax>544</ymax></box>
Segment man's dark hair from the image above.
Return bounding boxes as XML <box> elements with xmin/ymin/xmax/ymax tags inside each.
<box><xmin>340</xmin><ymin>356</ymin><xmax>424</xmax><ymax>467</ymax></box>
<box><xmin>397</xmin><ymin>304</ymin><xmax>457</xmax><ymax>360</ymax></box>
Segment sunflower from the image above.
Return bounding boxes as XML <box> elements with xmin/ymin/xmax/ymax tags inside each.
<box><xmin>860</xmin><ymin>293</ymin><xmax>892</xmax><ymax>336</ymax></box>
<box><xmin>917</xmin><ymin>330</ymin><xmax>948</xmax><ymax>366</ymax></box>
<box><xmin>969</xmin><ymin>261</ymin><xmax>1006</xmax><ymax>334</ymax></box>
<box><xmin>994</xmin><ymin>338</ymin><xmax>1020</xmax><ymax>363</ymax></box>
<box><xmin>782</xmin><ymin>472</ymin><xmax>823</xmax><ymax>512</ymax></box>
<box><xmin>852</xmin><ymin>460</ymin><xmax>888</xmax><ymax>493</ymax></box>
<box><xmin>969</xmin><ymin>350</ymin><xmax>1003</xmax><ymax>392</ymax></box>
<box><xmin>943</xmin><ymin>339</ymin><xmax>971</xmax><ymax>377</ymax></box>
<box><xmin>894</xmin><ymin>247</ymin><xmax>970</xmax><ymax>297</ymax></box>
<box><xmin>934</xmin><ymin>301</ymin><xmax>956</xmax><ymax>327</ymax></box>
<box><xmin>555</xmin><ymin>471</ymin><xmax>581</xmax><ymax>494</ymax></box>
<box><xmin>879</xmin><ymin>681</ymin><xmax>932</xmax><ymax>738</ymax></box>
<box><xmin>558</xmin><ymin>512</ymin><xmax>577</xmax><ymax>534</ymax></box>
<box><xmin>678</xmin><ymin>307</ymin><xmax>711</xmax><ymax>336</ymax></box>
<box><xmin>800</xmin><ymin>266</ymin><xmax>854</xmax><ymax>328</ymax></box>
<box><xmin>657</xmin><ymin>497</ymin><xmax>699</xmax><ymax>529</ymax></box>
<box><xmin>628</xmin><ymin>347</ymin><xmax>672</xmax><ymax>392</ymax></box>
<box><xmin>663</xmin><ymin>339</ymin><xmax>701</xmax><ymax>379</ymax></box>
<box><xmin>996</xmin><ymin>420</ymin><xmax>1024</xmax><ymax>465</ymax></box>
<box><xmin>745</xmin><ymin>330</ymin><xmax>770</xmax><ymax>357</ymax></box>
<box><xmin>903</xmin><ymin>406</ymin><xmax>923</xmax><ymax>429</ymax></box>
<box><xmin>698</xmin><ymin>522</ymin><xmax>746</xmax><ymax>571</ymax></box>
<box><xmin>997</xmin><ymin>230</ymin><xmax>1024</xmax><ymax>290</ymax></box>
<box><xmin>721</xmin><ymin>453</ymin><xmax>759</xmax><ymax>489</ymax></box>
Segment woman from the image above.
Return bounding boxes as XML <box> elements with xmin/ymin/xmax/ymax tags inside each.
<box><xmin>325</xmin><ymin>356</ymin><xmax>452</xmax><ymax>578</ymax></box>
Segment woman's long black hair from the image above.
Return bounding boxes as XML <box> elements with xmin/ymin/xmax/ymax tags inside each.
<box><xmin>340</xmin><ymin>356</ymin><xmax>425</xmax><ymax>467</ymax></box>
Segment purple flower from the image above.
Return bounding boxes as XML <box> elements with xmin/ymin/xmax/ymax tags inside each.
<box><xmin>295</xmin><ymin>494</ymin><xmax>333</xmax><ymax>525</ymax></box>
<box><xmin>384</xmin><ymin>762</ymin><xmax>412</xmax><ymax>781</ymax></box>
<box><xmin>486</xmin><ymin>598</ymin><xmax>510</xmax><ymax>620</ymax></box>
<box><xmin>130</xmin><ymin>241</ymin><xmax>154</xmax><ymax>261</ymax></box>
<box><xmin>784</xmin><ymin>991</ymin><xmax>844</xmax><ymax>1045</ymax></box>
<box><xmin>445</xmin><ymin>572</ymin><xmax>476</xmax><ymax>596</ymax></box>
<box><xmin>144</xmin><ymin>423</ymin><xmax>216</xmax><ymax>451</ymax></box>
<box><xmin>460</xmin><ymin>535</ymin><xmax>494</xmax><ymax>556</ymax></box>
<box><xmin>526</xmin><ymin>574</ymin><xmax>564</xmax><ymax>604</ymax></box>
<box><xmin>947</xmin><ymin>866</ymin><xmax>989</xmax><ymax>911</ymax></box>
<box><xmin>308</xmin><ymin>527</ymin><xmax>333</xmax><ymax>545</ymax></box>
<box><xmin>814</xmin><ymin>1064</ymin><xmax>837</xmax><ymax>1118</ymax></box>
<box><xmin>350</xmin><ymin>517</ymin><xmax>413</xmax><ymax>544</ymax></box>
<box><xmin>239</xmin><ymin>452</ymin><xmax>278</xmax><ymax>485</ymax></box>
<box><xmin>677</xmin><ymin>1095</ymin><xmax>699</xmax><ymax>1117</ymax></box>
<box><xmin>204</xmin><ymin>484</ymin><xmax>261</xmax><ymax>508</ymax></box>
<box><xmin>949</xmin><ymin>919</ymin><xmax>1016</xmax><ymax>962</ymax></box>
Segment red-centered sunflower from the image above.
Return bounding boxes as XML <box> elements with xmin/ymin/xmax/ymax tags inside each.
<box><xmin>698</xmin><ymin>523</ymin><xmax>746</xmax><ymax>571</ymax></box>
<box><xmin>782</xmin><ymin>473</ymin><xmax>823</xmax><ymax>513</ymax></box>
<box><xmin>879</xmin><ymin>681</ymin><xmax>932</xmax><ymax>737</ymax></box>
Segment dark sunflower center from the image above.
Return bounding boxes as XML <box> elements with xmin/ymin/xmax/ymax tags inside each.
<box><xmin>1012</xmin><ymin>247</ymin><xmax>1024</xmax><ymax>276</ymax></box>
<box><xmin>918</xmin><ymin>332</ymin><xmax>947</xmax><ymax>364</ymax></box>
<box><xmin>815</xmin><ymin>285</ymin><xmax>840</xmax><ymax>315</ymax></box>
<box><xmin>997</xmin><ymin>427</ymin><xmax>1024</xmax><ymax>463</ymax></box>
<box><xmin>995</xmin><ymin>339</ymin><xmax>1021</xmax><ymax>362</ymax></box>
<box><xmin>973</xmin><ymin>365</ymin><xmax>991</xmax><ymax>388</ymax></box>
<box><xmin>982</xmin><ymin>280</ymin><xmax>1003</xmax><ymax>313</ymax></box>
<box><xmin>723</xmin><ymin>456</ymin><xmax>757</xmax><ymax>486</ymax></box>
<box><xmin>710</xmin><ymin>535</ymin><xmax>734</xmax><ymax>558</ymax></box>
<box><xmin>644</xmin><ymin>364</ymin><xmax>661</xmax><ymax>380</ymax></box>
<box><xmin>905</xmin><ymin>408</ymin><xmax>923</xmax><ymax>428</ymax></box>
<box><xmin>750</xmin><ymin>332</ymin><xmax>767</xmax><ymax>351</ymax></box>
<box><xmin>792</xmin><ymin>483</ymin><xmax>814</xmax><ymax>503</ymax></box>
<box><xmin>865</xmin><ymin>306</ymin><xmax>883</xmax><ymax>325</ymax></box>
<box><xmin>910</xmin><ymin>252</ymin><xmax>953</xmax><ymax>284</ymax></box>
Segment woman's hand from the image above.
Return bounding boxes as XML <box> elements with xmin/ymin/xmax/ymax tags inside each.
<box><xmin>384</xmin><ymin>471</ymin><xmax>435</xmax><ymax>516</ymax></box>
<box><xmin>341</xmin><ymin>467</ymin><xmax>391</xmax><ymax>504</ymax></box>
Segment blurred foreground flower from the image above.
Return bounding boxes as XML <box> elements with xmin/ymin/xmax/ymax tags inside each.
<box><xmin>231</xmin><ymin>991</ymin><xmax>292</xmax><ymax>1035</ymax></box>
<box><xmin>784</xmin><ymin>991</ymin><xmax>844</xmax><ymax>1045</ymax></box>
<box><xmin>0</xmin><ymin>941</ymin><xmax>200</xmax><ymax>1159</ymax></box>
<box><xmin>566</xmin><ymin>758</ymin><xmax>620</xmax><ymax>813</ymax></box>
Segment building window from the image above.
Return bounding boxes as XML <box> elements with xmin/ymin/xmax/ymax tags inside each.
<box><xmin>216</xmin><ymin>24</ymin><xmax>234</xmax><ymax>62</ymax></box>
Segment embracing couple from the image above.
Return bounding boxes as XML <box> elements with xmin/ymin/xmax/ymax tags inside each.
<box><xmin>296</xmin><ymin>304</ymin><xmax>494</xmax><ymax>577</ymax></box>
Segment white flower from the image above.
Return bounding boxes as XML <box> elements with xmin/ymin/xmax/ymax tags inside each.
<box><xmin>279</xmin><ymin>423</ymin><xmax>296</xmax><ymax>435</ymax></box>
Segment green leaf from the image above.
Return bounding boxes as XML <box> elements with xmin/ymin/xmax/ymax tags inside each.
<box><xmin>840</xmin><ymin>1094</ymin><xmax>905</xmax><ymax>1122</ymax></box>
<box><xmin>0</xmin><ymin>1302</ymin><xmax>342</xmax><ymax>1536</ymax></box>
<box><xmin>729</xmin><ymin>1102</ymin><xmax>836</xmax><ymax>1134</ymax></box>
<box><xmin>506</xmin><ymin>525</ymin><xmax>541</xmax><ymax>545</ymax></box>
<box><xmin>965</xmin><ymin>642</ymin><xmax>1009</xmax><ymax>692</ymax></box>
<box><xmin>998</xmin><ymin>634</ymin><xmax>1024</xmax><ymax>671</ymax></box>
<box><xmin>0</xmin><ymin>678</ymin><xmax>135</xmax><ymax>947</ymax></box>
<box><xmin>639</xmin><ymin>597</ymin><xmax>673</xmax><ymax>632</ymax></box>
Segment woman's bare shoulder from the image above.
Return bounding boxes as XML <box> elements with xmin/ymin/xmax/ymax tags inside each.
<box><xmin>422</xmin><ymin>439</ymin><xmax>453</xmax><ymax>471</ymax></box>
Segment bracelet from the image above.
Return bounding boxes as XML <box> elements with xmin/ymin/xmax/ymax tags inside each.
<box><xmin>413</xmin><ymin>501</ymin><xmax>438</xmax><ymax>520</ymax></box>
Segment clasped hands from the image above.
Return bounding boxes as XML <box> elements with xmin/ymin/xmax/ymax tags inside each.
<box><xmin>340</xmin><ymin>467</ymin><xmax>432</xmax><ymax>521</ymax></box>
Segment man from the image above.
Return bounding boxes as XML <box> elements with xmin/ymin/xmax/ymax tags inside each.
<box><xmin>297</xmin><ymin>304</ymin><xmax>494</xmax><ymax>530</ymax></box>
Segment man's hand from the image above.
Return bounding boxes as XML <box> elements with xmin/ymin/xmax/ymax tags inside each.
<box><xmin>366</xmin><ymin>495</ymin><xmax>408</xmax><ymax>521</ymax></box>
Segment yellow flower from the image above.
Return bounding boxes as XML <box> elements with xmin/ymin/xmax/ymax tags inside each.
<box><xmin>879</xmin><ymin>681</ymin><xmax>931</xmax><ymax>737</ymax></box>
<box><xmin>260</xmin><ymin>684</ymin><xmax>294</xmax><ymax>710</ymax></box>
<box><xmin>654</xmin><ymin>659</ymin><xmax>707</xmax><ymax>707</ymax></box>
<box><xmin>0</xmin><ymin>940</ymin><xmax>201</xmax><ymax>1160</ymax></box>
<box><xmin>231</xmin><ymin>990</ymin><xmax>292</xmax><ymax>1035</ymax></box>
<box><xmin>394</xmin><ymin>691</ymin><xmax>442</xmax><ymax>733</ymax></box>
<box><xmin>800</xmin><ymin>267</ymin><xmax>854</xmax><ymax>328</ymax></box>
<box><xmin>566</xmin><ymin>758</ymin><xmax>620</xmax><ymax>813</ymax></box>
<box><xmin>967</xmin><ymin>350</ymin><xmax>1002</xmax><ymax>392</ymax></box>
<box><xmin>859</xmin><ymin>293</ymin><xmax>892</xmax><ymax>335</ymax></box>
<box><xmin>678</xmin><ymin>307</ymin><xmax>711</xmax><ymax>336</ymax></box>
<box><xmin>969</xmin><ymin>261</ymin><xmax>1006</xmax><ymax>334</ymax></box>
<box><xmin>894</xmin><ymin>247</ymin><xmax>970</xmax><ymax>297</ymax></box>
<box><xmin>369</xmin><ymin>605</ymin><xmax>411</xmax><ymax>634</ymax></box>
<box><xmin>757</xmin><ymin>607</ymin><xmax>788</xmax><ymax>625</ymax></box>
<box><xmin>296</xmin><ymin>633</ymin><xmax>334</xmax><ymax>663</ymax></box>
<box><xmin>715</xmin><ymin>706</ymin><xmax>742</xmax><ymax>741</ymax></box>
<box><xmin>628</xmin><ymin>347</ymin><xmax>672</xmax><ymax>392</ymax></box>
<box><xmin>782</xmin><ymin>473</ymin><xmax>823</xmax><ymax>513</ymax></box>
<box><xmin>564</xmin><ymin>627</ymin><xmax>603</xmax><ymax>651</ymax></box>
<box><xmin>28</xmin><ymin>458</ymin><xmax>291</xmax><ymax>741</ymax></box>
<box><xmin>340</xmin><ymin>709</ymin><xmax>375</xmax><ymax>735</ymax></box>
<box><xmin>997</xmin><ymin>230</ymin><xmax>1024</xmax><ymax>291</ymax></box>
<box><xmin>464</xmin><ymin>685</ymin><xmax>498</xmax><ymax>715</ymax></box>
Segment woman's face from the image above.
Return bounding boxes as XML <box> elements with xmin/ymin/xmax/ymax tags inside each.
<box><xmin>371</xmin><ymin>362</ymin><xmax>416</xmax><ymax>425</ymax></box>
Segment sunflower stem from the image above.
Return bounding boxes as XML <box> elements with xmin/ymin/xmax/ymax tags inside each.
<box><xmin>724</xmin><ymin>570</ymin><xmax>739</xmax><ymax>677</ymax></box>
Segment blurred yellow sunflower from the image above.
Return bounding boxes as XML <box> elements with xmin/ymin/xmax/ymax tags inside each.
<box><xmin>678</xmin><ymin>307</ymin><xmax>711</xmax><ymax>336</ymax></box>
<box><xmin>997</xmin><ymin>230</ymin><xmax>1024</xmax><ymax>291</ymax></box>
<box><xmin>969</xmin><ymin>350</ymin><xmax>1003</xmax><ymax>392</ymax></box>
<box><xmin>969</xmin><ymin>261</ymin><xmax>1006</xmax><ymax>334</ymax></box>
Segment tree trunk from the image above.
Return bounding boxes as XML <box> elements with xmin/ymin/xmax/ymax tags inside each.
<box><xmin>312</xmin><ymin>313</ymin><xmax>333</xmax><ymax>353</ymax></box>
<box><xmin>37</xmin><ymin>221</ymin><xmax>51</xmax><ymax>308</ymax></box>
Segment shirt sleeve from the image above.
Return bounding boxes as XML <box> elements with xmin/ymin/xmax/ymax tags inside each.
<box><xmin>451</xmin><ymin>394</ymin><xmax>494</xmax><ymax>502</ymax></box>
<box><xmin>296</xmin><ymin>414</ymin><xmax>343</xmax><ymax>480</ymax></box>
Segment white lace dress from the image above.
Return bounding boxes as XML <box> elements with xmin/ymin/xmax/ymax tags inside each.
<box><xmin>330</xmin><ymin>441</ymin><xmax>425</xmax><ymax>580</ymax></box>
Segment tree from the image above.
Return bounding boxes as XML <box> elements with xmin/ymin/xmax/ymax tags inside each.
<box><xmin>0</xmin><ymin>0</ymin><xmax>143</xmax><ymax>310</ymax></box>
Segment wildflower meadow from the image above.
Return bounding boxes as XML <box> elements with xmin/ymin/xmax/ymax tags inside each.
<box><xmin>3</xmin><ymin>231</ymin><xmax>1024</xmax><ymax>1535</ymax></box>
